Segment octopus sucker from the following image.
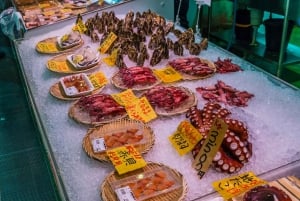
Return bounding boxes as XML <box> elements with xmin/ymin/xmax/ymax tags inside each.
<box><xmin>187</xmin><ymin>102</ymin><xmax>252</xmax><ymax>174</ymax></box>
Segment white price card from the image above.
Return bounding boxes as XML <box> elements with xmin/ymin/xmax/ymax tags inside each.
<box><xmin>91</xmin><ymin>138</ymin><xmax>106</xmax><ymax>153</ymax></box>
<box><xmin>115</xmin><ymin>186</ymin><xmax>136</xmax><ymax>201</ymax></box>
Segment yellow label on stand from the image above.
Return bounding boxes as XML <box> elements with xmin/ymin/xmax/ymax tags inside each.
<box><xmin>112</xmin><ymin>89</ymin><xmax>138</xmax><ymax>106</ymax></box>
<box><xmin>153</xmin><ymin>66</ymin><xmax>182</xmax><ymax>83</ymax></box>
<box><xmin>73</xmin><ymin>18</ymin><xmax>87</xmax><ymax>33</ymax></box>
<box><xmin>36</xmin><ymin>42</ymin><xmax>58</xmax><ymax>53</ymax></box>
<box><xmin>98</xmin><ymin>32</ymin><xmax>118</xmax><ymax>54</ymax></box>
<box><xmin>88</xmin><ymin>72</ymin><xmax>108</xmax><ymax>89</ymax></box>
<box><xmin>126</xmin><ymin>97</ymin><xmax>157</xmax><ymax>123</ymax></box>
<box><xmin>106</xmin><ymin>145</ymin><xmax>147</xmax><ymax>175</ymax></box>
<box><xmin>103</xmin><ymin>48</ymin><xmax>118</xmax><ymax>66</ymax></box>
<box><xmin>212</xmin><ymin>171</ymin><xmax>267</xmax><ymax>200</ymax></box>
<box><xmin>169</xmin><ymin>121</ymin><xmax>203</xmax><ymax>156</ymax></box>
<box><xmin>47</xmin><ymin>60</ymin><xmax>69</xmax><ymax>72</ymax></box>
<box><xmin>192</xmin><ymin>118</ymin><xmax>228</xmax><ymax>179</ymax></box>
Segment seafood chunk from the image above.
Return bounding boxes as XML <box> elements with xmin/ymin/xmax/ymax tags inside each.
<box><xmin>58</xmin><ymin>31</ymin><xmax>82</xmax><ymax>49</ymax></box>
<box><xmin>70</xmin><ymin>46</ymin><xmax>99</xmax><ymax>68</ymax></box>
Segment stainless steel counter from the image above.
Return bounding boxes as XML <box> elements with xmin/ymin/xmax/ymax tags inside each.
<box><xmin>13</xmin><ymin>1</ymin><xmax>300</xmax><ymax>201</ymax></box>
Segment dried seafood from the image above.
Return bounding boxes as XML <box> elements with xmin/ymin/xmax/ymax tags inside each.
<box><xmin>196</xmin><ymin>80</ymin><xmax>254</xmax><ymax>107</ymax></box>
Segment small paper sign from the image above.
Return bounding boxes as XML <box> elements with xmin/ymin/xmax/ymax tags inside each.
<box><xmin>88</xmin><ymin>71</ymin><xmax>108</xmax><ymax>89</ymax></box>
<box><xmin>111</xmin><ymin>89</ymin><xmax>139</xmax><ymax>106</ymax></box>
<box><xmin>115</xmin><ymin>186</ymin><xmax>136</xmax><ymax>201</ymax></box>
<box><xmin>103</xmin><ymin>48</ymin><xmax>118</xmax><ymax>66</ymax></box>
<box><xmin>192</xmin><ymin>118</ymin><xmax>228</xmax><ymax>179</ymax></box>
<box><xmin>98</xmin><ymin>32</ymin><xmax>118</xmax><ymax>54</ymax></box>
<box><xmin>212</xmin><ymin>171</ymin><xmax>267</xmax><ymax>200</ymax></box>
<box><xmin>107</xmin><ymin>145</ymin><xmax>147</xmax><ymax>175</ymax></box>
<box><xmin>169</xmin><ymin>121</ymin><xmax>203</xmax><ymax>156</ymax></box>
<box><xmin>153</xmin><ymin>66</ymin><xmax>182</xmax><ymax>83</ymax></box>
<box><xmin>73</xmin><ymin>18</ymin><xmax>87</xmax><ymax>33</ymax></box>
<box><xmin>126</xmin><ymin>97</ymin><xmax>157</xmax><ymax>123</ymax></box>
<box><xmin>37</xmin><ymin>42</ymin><xmax>58</xmax><ymax>53</ymax></box>
<box><xmin>47</xmin><ymin>60</ymin><xmax>69</xmax><ymax>72</ymax></box>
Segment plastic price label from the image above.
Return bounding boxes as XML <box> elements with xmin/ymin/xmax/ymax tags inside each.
<box><xmin>153</xmin><ymin>66</ymin><xmax>182</xmax><ymax>83</ymax></box>
<box><xmin>212</xmin><ymin>171</ymin><xmax>267</xmax><ymax>200</ymax></box>
<box><xmin>169</xmin><ymin>121</ymin><xmax>203</xmax><ymax>156</ymax></box>
<box><xmin>192</xmin><ymin>118</ymin><xmax>228</xmax><ymax>179</ymax></box>
<box><xmin>115</xmin><ymin>186</ymin><xmax>136</xmax><ymax>201</ymax></box>
<box><xmin>126</xmin><ymin>97</ymin><xmax>157</xmax><ymax>123</ymax></box>
<box><xmin>91</xmin><ymin>138</ymin><xmax>106</xmax><ymax>153</ymax></box>
<box><xmin>88</xmin><ymin>72</ymin><xmax>108</xmax><ymax>89</ymax></box>
<box><xmin>107</xmin><ymin>145</ymin><xmax>147</xmax><ymax>175</ymax></box>
<box><xmin>98</xmin><ymin>32</ymin><xmax>118</xmax><ymax>54</ymax></box>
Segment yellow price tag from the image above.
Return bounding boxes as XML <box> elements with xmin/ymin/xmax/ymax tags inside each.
<box><xmin>169</xmin><ymin>121</ymin><xmax>203</xmax><ymax>156</ymax></box>
<box><xmin>39</xmin><ymin>3</ymin><xmax>50</xmax><ymax>8</ymax></box>
<box><xmin>73</xmin><ymin>18</ymin><xmax>87</xmax><ymax>33</ymax></box>
<box><xmin>103</xmin><ymin>48</ymin><xmax>118</xmax><ymax>66</ymax></box>
<box><xmin>37</xmin><ymin>42</ymin><xmax>58</xmax><ymax>53</ymax></box>
<box><xmin>212</xmin><ymin>171</ymin><xmax>267</xmax><ymax>200</ymax></box>
<box><xmin>47</xmin><ymin>60</ymin><xmax>70</xmax><ymax>72</ymax></box>
<box><xmin>43</xmin><ymin>10</ymin><xmax>55</xmax><ymax>16</ymax></box>
<box><xmin>61</xmin><ymin>9</ymin><xmax>72</xmax><ymax>14</ymax></box>
<box><xmin>192</xmin><ymin>118</ymin><xmax>228</xmax><ymax>179</ymax></box>
<box><xmin>98</xmin><ymin>0</ymin><xmax>104</xmax><ymax>5</ymax></box>
<box><xmin>106</xmin><ymin>145</ymin><xmax>147</xmax><ymax>175</ymax></box>
<box><xmin>98</xmin><ymin>32</ymin><xmax>118</xmax><ymax>54</ymax></box>
<box><xmin>112</xmin><ymin>89</ymin><xmax>138</xmax><ymax>106</ymax></box>
<box><xmin>88</xmin><ymin>72</ymin><xmax>108</xmax><ymax>89</ymax></box>
<box><xmin>126</xmin><ymin>97</ymin><xmax>157</xmax><ymax>123</ymax></box>
<box><xmin>153</xmin><ymin>66</ymin><xmax>182</xmax><ymax>83</ymax></box>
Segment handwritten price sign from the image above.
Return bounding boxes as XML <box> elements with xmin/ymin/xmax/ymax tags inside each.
<box><xmin>126</xmin><ymin>97</ymin><xmax>157</xmax><ymax>123</ymax></box>
<box><xmin>192</xmin><ymin>118</ymin><xmax>228</xmax><ymax>179</ymax></box>
<box><xmin>112</xmin><ymin>89</ymin><xmax>138</xmax><ymax>106</ymax></box>
<box><xmin>88</xmin><ymin>72</ymin><xmax>108</xmax><ymax>89</ymax></box>
<box><xmin>153</xmin><ymin>66</ymin><xmax>182</xmax><ymax>83</ymax></box>
<box><xmin>169</xmin><ymin>121</ymin><xmax>203</xmax><ymax>156</ymax></box>
<box><xmin>212</xmin><ymin>171</ymin><xmax>267</xmax><ymax>199</ymax></box>
<box><xmin>107</xmin><ymin>145</ymin><xmax>147</xmax><ymax>175</ymax></box>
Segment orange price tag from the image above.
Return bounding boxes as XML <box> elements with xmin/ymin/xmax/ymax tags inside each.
<box><xmin>88</xmin><ymin>72</ymin><xmax>108</xmax><ymax>89</ymax></box>
<box><xmin>47</xmin><ymin>60</ymin><xmax>69</xmax><ymax>72</ymax></box>
<box><xmin>126</xmin><ymin>97</ymin><xmax>157</xmax><ymax>123</ymax></box>
<box><xmin>98</xmin><ymin>32</ymin><xmax>118</xmax><ymax>54</ymax></box>
<box><xmin>169</xmin><ymin>121</ymin><xmax>203</xmax><ymax>156</ymax></box>
<box><xmin>106</xmin><ymin>145</ymin><xmax>147</xmax><ymax>175</ymax></box>
<box><xmin>212</xmin><ymin>171</ymin><xmax>267</xmax><ymax>200</ymax></box>
<box><xmin>153</xmin><ymin>66</ymin><xmax>182</xmax><ymax>83</ymax></box>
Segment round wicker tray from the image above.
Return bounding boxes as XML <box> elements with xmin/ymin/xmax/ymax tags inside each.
<box><xmin>170</xmin><ymin>58</ymin><xmax>216</xmax><ymax>80</ymax></box>
<box><xmin>82</xmin><ymin>118</ymin><xmax>155</xmax><ymax>162</ymax></box>
<box><xmin>35</xmin><ymin>37</ymin><xmax>84</xmax><ymax>54</ymax></box>
<box><xmin>68</xmin><ymin>94</ymin><xmax>128</xmax><ymax>126</ymax></box>
<box><xmin>142</xmin><ymin>86</ymin><xmax>197</xmax><ymax>116</ymax></box>
<box><xmin>101</xmin><ymin>162</ymin><xmax>188</xmax><ymax>201</ymax></box>
<box><xmin>111</xmin><ymin>69</ymin><xmax>162</xmax><ymax>91</ymax></box>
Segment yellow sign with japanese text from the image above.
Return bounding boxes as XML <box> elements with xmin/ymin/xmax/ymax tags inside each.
<box><xmin>111</xmin><ymin>89</ymin><xmax>139</xmax><ymax>106</ymax></box>
<box><xmin>88</xmin><ymin>72</ymin><xmax>108</xmax><ymax>89</ymax></box>
<box><xmin>106</xmin><ymin>145</ymin><xmax>147</xmax><ymax>175</ymax></box>
<box><xmin>192</xmin><ymin>118</ymin><xmax>228</xmax><ymax>179</ymax></box>
<box><xmin>36</xmin><ymin>42</ymin><xmax>59</xmax><ymax>53</ymax></box>
<box><xmin>153</xmin><ymin>66</ymin><xmax>182</xmax><ymax>83</ymax></box>
<box><xmin>103</xmin><ymin>48</ymin><xmax>118</xmax><ymax>66</ymax></box>
<box><xmin>72</xmin><ymin>18</ymin><xmax>87</xmax><ymax>33</ymax></box>
<box><xmin>98</xmin><ymin>32</ymin><xmax>118</xmax><ymax>54</ymax></box>
<box><xmin>212</xmin><ymin>171</ymin><xmax>267</xmax><ymax>200</ymax></box>
<box><xmin>126</xmin><ymin>97</ymin><xmax>157</xmax><ymax>123</ymax></box>
<box><xmin>47</xmin><ymin>60</ymin><xmax>69</xmax><ymax>72</ymax></box>
<box><xmin>169</xmin><ymin>121</ymin><xmax>203</xmax><ymax>156</ymax></box>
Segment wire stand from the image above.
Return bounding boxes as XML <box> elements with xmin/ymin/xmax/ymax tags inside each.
<box><xmin>175</xmin><ymin>0</ymin><xmax>183</xmax><ymax>26</ymax></box>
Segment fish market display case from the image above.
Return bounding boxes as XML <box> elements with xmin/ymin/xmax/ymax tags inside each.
<box><xmin>12</xmin><ymin>1</ymin><xmax>300</xmax><ymax>201</ymax></box>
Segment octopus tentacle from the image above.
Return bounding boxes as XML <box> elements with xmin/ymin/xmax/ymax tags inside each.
<box><xmin>213</xmin><ymin>147</ymin><xmax>243</xmax><ymax>174</ymax></box>
<box><xmin>225</xmin><ymin>118</ymin><xmax>249</xmax><ymax>141</ymax></box>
